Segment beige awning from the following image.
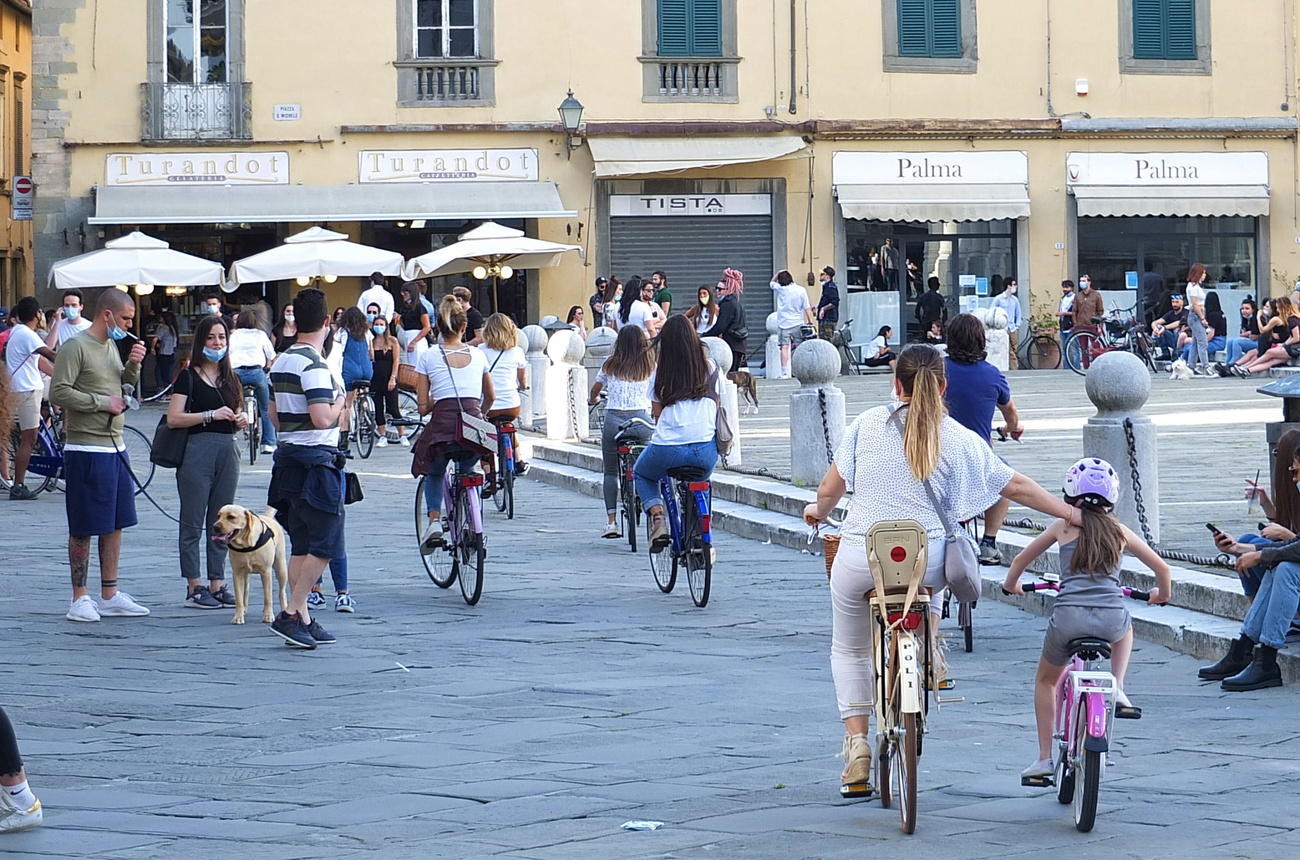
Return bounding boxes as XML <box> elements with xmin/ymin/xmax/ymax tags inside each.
<box><xmin>589</xmin><ymin>135</ymin><xmax>807</xmax><ymax>178</ymax></box>
<box><xmin>836</xmin><ymin>183</ymin><xmax>1030</xmax><ymax>222</ymax></box>
<box><xmin>1070</xmin><ymin>185</ymin><xmax>1270</xmax><ymax>217</ymax></box>
<box><xmin>89</xmin><ymin>181</ymin><xmax>576</xmax><ymax>225</ymax></box>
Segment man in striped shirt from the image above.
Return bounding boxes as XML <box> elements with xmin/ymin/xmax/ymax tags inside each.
<box><xmin>267</xmin><ymin>288</ymin><xmax>347</xmax><ymax>650</ymax></box>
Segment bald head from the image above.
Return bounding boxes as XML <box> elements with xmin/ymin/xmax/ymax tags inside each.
<box><xmin>95</xmin><ymin>288</ymin><xmax>134</xmax><ymax>315</ymax></box>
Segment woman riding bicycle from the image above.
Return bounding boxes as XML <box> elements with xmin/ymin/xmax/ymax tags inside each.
<box><xmin>478</xmin><ymin>313</ymin><xmax>529</xmax><ymax>491</ymax></box>
<box><xmin>801</xmin><ymin>344</ymin><xmax>1081</xmax><ymax>799</ymax></box>
<box><xmin>590</xmin><ymin>325</ymin><xmax>655</xmax><ymax>539</ymax></box>
<box><xmin>1003</xmin><ymin>458</ymin><xmax>1170</xmax><ymax>783</ymax></box>
<box><xmin>634</xmin><ymin>315</ymin><xmax>718</xmax><ymax>551</ymax></box>
<box><xmin>411</xmin><ymin>296</ymin><xmax>494</xmax><ymax>550</ymax></box>
<box><xmin>334</xmin><ymin>308</ymin><xmax>373</xmax><ymax>452</ymax></box>
<box><xmin>228</xmin><ymin>310</ymin><xmax>277</xmax><ymax>455</ymax></box>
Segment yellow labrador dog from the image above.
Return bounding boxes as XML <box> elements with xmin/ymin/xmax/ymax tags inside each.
<box><xmin>211</xmin><ymin>505</ymin><xmax>288</xmax><ymax>625</ymax></box>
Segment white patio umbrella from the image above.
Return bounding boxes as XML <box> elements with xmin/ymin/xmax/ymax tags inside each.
<box><xmin>403</xmin><ymin>222</ymin><xmax>581</xmax><ymax>312</ymax></box>
<box><xmin>48</xmin><ymin>231</ymin><xmax>223</xmax><ymax>290</ymax></box>
<box><xmin>230</xmin><ymin>226</ymin><xmax>404</xmax><ymax>285</ymax></box>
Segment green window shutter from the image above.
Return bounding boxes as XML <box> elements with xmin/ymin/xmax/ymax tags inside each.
<box><xmin>1164</xmin><ymin>0</ymin><xmax>1197</xmax><ymax>59</ymax></box>
<box><xmin>897</xmin><ymin>0</ymin><xmax>962</xmax><ymax>58</ymax></box>
<box><xmin>658</xmin><ymin>0</ymin><xmax>690</xmax><ymax>56</ymax></box>
<box><xmin>689</xmin><ymin>0</ymin><xmax>723</xmax><ymax>56</ymax></box>
<box><xmin>929</xmin><ymin>0</ymin><xmax>962</xmax><ymax>58</ymax></box>
<box><xmin>1133</xmin><ymin>0</ymin><xmax>1197</xmax><ymax>60</ymax></box>
<box><xmin>897</xmin><ymin>0</ymin><xmax>931</xmax><ymax>57</ymax></box>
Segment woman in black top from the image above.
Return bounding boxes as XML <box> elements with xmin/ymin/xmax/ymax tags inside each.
<box><xmin>166</xmin><ymin>314</ymin><xmax>248</xmax><ymax>609</ymax></box>
<box><xmin>273</xmin><ymin>302</ymin><xmax>297</xmax><ymax>353</ymax></box>
<box><xmin>703</xmin><ymin>268</ymin><xmax>748</xmax><ymax>372</ymax></box>
<box><xmin>398</xmin><ymin>281</ymin><xmax>432</xmax><ymax>364</ymax></box>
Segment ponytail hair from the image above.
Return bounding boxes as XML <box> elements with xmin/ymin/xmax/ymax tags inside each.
<box><xmin>435</xmin><ymin>294</ymin><xmax>467</xmax><ymax>339</ymax></box>
<box><xmin>1068</xmin><ymin>501</ymin><xmax>1125</xmax><ymax>577</ymax></box>
<box><xmin>894</xmin><ymin>344</ymin><xmax>947</xmax><ymax>480</ymax></box>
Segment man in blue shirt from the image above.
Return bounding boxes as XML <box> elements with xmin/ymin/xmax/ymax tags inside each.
<box><xmin>943</xmin><ymin>314</ymin><xmax>1023</xmax><ymax>564</ymax></box>
<box><xmin>991</xmin><ymin>277</ymin><xmax>1024</xmax><ymax>369</ymax></box>
<box><xmin>816</xmin><ymin>266</ymin><xmax>840</xmax><ymax>341</ymax></box>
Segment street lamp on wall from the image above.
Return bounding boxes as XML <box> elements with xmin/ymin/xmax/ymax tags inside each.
<box><xmin>558</xmin><ymin>89</ymin><xmax>584</xmax><ymax>159</ymax></box>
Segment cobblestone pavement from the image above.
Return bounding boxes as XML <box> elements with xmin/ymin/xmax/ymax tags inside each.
<box><xmin>0</xmin><ymin>419</ymin><xmax>1295</xmax><ymax>858</ymax></box>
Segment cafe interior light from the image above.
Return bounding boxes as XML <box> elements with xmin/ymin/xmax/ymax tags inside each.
<box><xmin>165</xmin><ymin>285</ymin><xmax>187</xmax><ymax>297</ymax></box>
<box><xmin>133</xmin><ymin>283</ymin><xmax>155</xmax><ymax>296</ymax></box>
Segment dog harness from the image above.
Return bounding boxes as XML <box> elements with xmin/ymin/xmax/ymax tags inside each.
<box><xmin>228</xmin><ymin>524</ymin><xmax>276</xmax><ymax>554</ymax></box>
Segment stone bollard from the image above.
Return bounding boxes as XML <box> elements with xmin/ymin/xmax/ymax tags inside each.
<box><xmin>975</xmin><ymin>307</ymin><xmax>1010</xmax><ymax>372</ymax></box>
<box><xmin>1083</xmin><ymin>351</ymin><xmax>1160</xmax><ymax>544</ymax></box>
<box><xmin>584</xmin><ymin>326</ymin><xmax>617</xmax><ymax>391</ymax></box>
<box><xmin>703</xmin><ymin>336</ymin><xmax>741</xmax><ymax>468</ymax></box>
<box><xmin>521</xmin><ymin>325</ymin><xmax>549</xmax><ymax>431</ymax></box>
<box><xmin>514</xmin><ymin>327</ymin><xmax>533</xmax><ymax>429</ymax></box>
<box><xmin>790</xmin><ymin>338</ymin><xmax>846</xmax><ymax>487</ymax></box>
<box><xmin>545</xmin><ymin>329</ymin><xmax>588</xmax><ymax>441</ymax></box>
<box><xmin>763</xmin><ymin>312</ymin><xmax>783</xmax><ymax>379</ymax></box>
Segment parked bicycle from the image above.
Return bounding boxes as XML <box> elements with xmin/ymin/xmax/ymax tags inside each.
<box><xmin>1</xmin><ymin>403</ymin><xmax>153</xmax><ymax>496</ymax></box>
<box><xmin>347</xmin><ymin>381</ymin><xmax>377</xmax><ymax>459</ymax></box>
<box><xmin>1020</xmin><ymin>331</ymin><xmax>1062</xmax><ymax>370</ymax></box>
<box><xmin>415</xmin><ymin>465</ymin><xmax>487</xmax><ymax>606</ymax></box>
<box><xmin>1008</xmin><ymin>580</ymin><xmax>1151</xmax><ymax>832</ymax></box>
<box><xmin>1063</xmin><ymin>311</ymin><xmax>1157</xmax><ymax>376</ymax></box>
<box><xmin>646</xmin><ymin>466</ymin><xmax>714</xmax><ymax>607</ymax></box>
<box><xmin>241</xmin><ymin>384</ymin><xmax>261</xmax><ymax>465</ymax></box>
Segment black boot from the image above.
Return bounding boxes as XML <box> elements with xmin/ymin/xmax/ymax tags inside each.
<box><xmin>1198</xmin><ymin>635</ymin><xmax>1255</xmax><ymax>680</ymax></box>
<box><xmin>1221</xmin><ymin>645</ymin><xmax>1283</xmax><ymax>692</ymax></box>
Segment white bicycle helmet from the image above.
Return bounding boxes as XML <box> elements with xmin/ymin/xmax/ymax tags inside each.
<box><xmin>1063</xmin><ymin>457</ymin><xmax>1120</xmax><ymax>507</ymax></box>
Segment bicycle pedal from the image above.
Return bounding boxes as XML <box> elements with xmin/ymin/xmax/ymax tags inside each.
<box><xmin>935</xmin><ymin>694</ymin><xmax>965</xmax><ymax>704</ymax></box>
<box><xmin>936</xmin><ymin>679</ymin><xmax>956</xmax><ymax>691</ymax></box>
<box><xmin>1021</xmin><ymin>775</ymin><xmax>1054</xmax><ymax>788</ymax></box>
<box><xmin>840</xmin><ymin>783</ymin><xmax>874</xmax><ymax>799</ymax></box>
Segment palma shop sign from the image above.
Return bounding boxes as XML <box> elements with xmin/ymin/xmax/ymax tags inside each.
<box><xmin>105</xmin><ymin>152</ymin><xmax>290</xmax><ymax>186</ymax></box>
<box><xmin>359</xmin><ymin>149</ymin><xmax>538</xmax><ymax>183</ymax></box>
<box><xmin>609</xmin><ymin>194</ymin><xmax>772</xmax><ymax>217</ymax></box>
<box><xmin>1066</xmin><ymin>152</ymin><xmax>1269</xmax><ymax>186</ymax></box>
<box><xmin>832</xmin><ymin>151</ymin><xmax>1028</xmax><ymax>185</ymax></box>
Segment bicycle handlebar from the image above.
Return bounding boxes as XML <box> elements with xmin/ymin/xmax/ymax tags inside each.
<box><xmin>1003</xmin><ymin>581</ymin><xmax>1154</xmax><ymax>603</ymax></box>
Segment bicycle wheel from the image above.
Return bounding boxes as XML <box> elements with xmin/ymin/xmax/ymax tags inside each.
<box><xmin>893</xmin><ymin>711</ymin><xmax>920</xmax><ymax>834</ymax></box>
<box><xmin>623</xmin><ymin>475</ymin><xmax>638</xmax><ymax>554</ymax></box>
<box><xmin>648</xmin><ymin>515</ymin><xmax>675</xmax><ymax>593</ymax></box>
<box><xmin>503</xmin><ymin>460</ymin><xmax>515</xmax><ymax>520</ymax></box>
<box><xmin>455</xmin><ymin>492</ymin><xmax>485</xmax><ymax>606</ymax></box>
<box><xmin>492</xmin><ymin>437</ymin><xmax>509</xmax><ymax>514</ymax></box>
<box><xmin>244</xmin><ymin>393</ymin><xmax>259</xmax><ymax>465</ymax></box>
<box><xmin>415</xmin><ymin>477</ymin><xmax>455</xmax><ymax>588</ymax></box>
<box><xmin>876</xmin><ymin>734</ymin><xmax>892</xmax><ymax>809</ymax></box>
<box><xmin>683</xmin><ymin>493</ymin><xmax>712</xmax><ymax>608</ymax></box>
<box><xmin>1024</xmin><ymin>334</ymin><xmax>1062</xmax><ymax>370</ymax></box>
<box><xmin>960</xmin><ymin>600</ymin><xmax>974</xmax><ymax>653</ymax></box>
<box><xmin>1072</xmin><ymin>700</ymin><xmax>1101</xmax><ymax>832</ymax></box>
<box><xmin>120</xmin><ymin>426</ymin><xmax>155</xmax><ymax>495</ymax></box>
<box><xmin>356</xmin><ymin>396</ymin><xmax>376</xmax><ymax>459</ymax></box>
<box><xmin>1055</xmin><ymin>745</ymin><xmax>1075</xmax><ymax>804</ymax></box>
<box><xmin>1064</xmin><ymin>332</ymin><xmax>1099</xmax><ymax>376</ymax></box>
<box><xmin>2</xmin><ymin>427</ymin><xmax>56</xmax><ymax>494</ymax></box>
<box><xmin>397</xmin><ymin>390</ymin><xmax>425</xmax><ymax>436</ymax></box>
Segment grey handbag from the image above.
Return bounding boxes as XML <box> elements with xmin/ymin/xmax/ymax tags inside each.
<box><xmin>888</xmin><ymin>408</ymin><xmax>982</xmax><ymax>603</ymax></box>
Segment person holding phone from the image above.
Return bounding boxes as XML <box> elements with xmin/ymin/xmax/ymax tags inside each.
<box><xmin>1214</xmin><ymin>429</ymin><xmax>1300</xmax><ymax>602</ymax></box>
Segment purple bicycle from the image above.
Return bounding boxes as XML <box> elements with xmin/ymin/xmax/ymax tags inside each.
<box><xmin>416</xmin><ymin>466</ymin><xmax>487</xmax><ymax>606</ymax></box>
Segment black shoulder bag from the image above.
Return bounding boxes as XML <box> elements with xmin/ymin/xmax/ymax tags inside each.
<box><xmin>150</xmin><ymin>370</ymin><xmax>193</xmax><ymax>468</ymax></box>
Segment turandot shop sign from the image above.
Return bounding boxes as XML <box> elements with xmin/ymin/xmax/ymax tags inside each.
<box><xmin>105</xmin><ymin>152</ymin><xmax>290</xmax><ymax>186</ymax></box>
<box><xmin>1066</xmin><ymin>152</ymin><xmax>1270</xmax><ymax>186</ymax></box>
<box><xmin>609</xmin><ymin>194</ymin><xmax>772</xmax><ymax>217</ymax></box>
<box><xmin>359</xmin><ymin>149</ymin><xmax>538</xmax><ymax>183</ymax></box>
<box><xmin>832</xmin><ymin>151</ymin><xmax>1029</xmax><ymax>185</ymax></box>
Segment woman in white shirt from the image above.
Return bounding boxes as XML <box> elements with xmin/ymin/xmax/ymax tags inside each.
<box><xmin>397</xmin><ymin>281</ymin><xmax>432</xmax><ymax>365</ymax></box>
<box><xmin>683</xmin><ymin>285</ymin><xmax>718</xmax><ymax>336</ymax></box>
<box><xmin>601</xmin><ymin>279</ymin><xmax>623</xmax><ymax>330</ymax></box>
<box><xmin>478</xmin><ymin>313</ymin><xmax>529</xmax><ymax>486</ymax></box>
<box><xmin>412</xmin><ymin>296</ymin><xmax>495</xmax><ymax>549</ymax></box>
<box><xmin>633</xmin><ymin>316</ymin><xmax>719</xmax><ymax>550</ymax></box>
<box><xmin>618</xmin><ymin>275</ymin><xmax>664</xmax><ymax>337</ymax></box>
<box><xmin>863</xmin><ymin>325</ymin><xmax>897</xmax><ymax>369</ymax></box>
<box><xmin>589</xmin><ymin>325</ymin><xmax>655</xmax><ymax>538</ymax></box>
<box><xmin>801</xmin><ymin>344</ymin><xmax>1079</xmax><ymax>799</ymax></box>
<box><xmin>228</xmin><ymin>310</ymin><xmax>278</xmax><ymax>452</ymax></box>
<box><xmin>1184</xmin><ymin>262</ymin><xmax>1211</xmax><ymax>375</ymax></box>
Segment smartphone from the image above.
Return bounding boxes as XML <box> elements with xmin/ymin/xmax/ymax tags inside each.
<box><xmin>1259</xmin><ymin>522</ymin><xmax>1269</xmax><ymax>532</ymax></box>
<box><xmin>1206</xmin><ymin>522</ymin><xmax>1224</xmax><ymax>535</ymax></box>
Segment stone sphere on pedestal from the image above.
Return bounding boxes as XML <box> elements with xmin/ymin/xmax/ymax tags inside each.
<box><xmin>791</xmin><ymin>338</ymin><xmax>840</xmax><ymax>387</ymax></box>
<box><xmin>539</xmin><ymin>315</ymin><xmax>559</xmax><ymax>329</ymax></box>
<box><xmin>514</xmin><ymin>326</ymin><xmax>528</xmax><ymax>352</ymax></box>
<box><xmin>1085</xmin><ymin>350</ymin><xmax>1150</xmax><ymax>416</ymax></box>
<box><xmin>522</xmin><ymin>325</ymin><xmax>548</xmax><ymax>353</ymax></box>
<box><xmin>586</xmin><ymin>326</ymin><xmax>617</xmax><ymax>359</ymax></box>
<box><xmin>546</xmin><ymin>328</ymin><xmax>585</xmax><ymax>365</ymax></box>
<box><xmin>984</xmin><ymin>307</ymin><xmax>1009</xmax><ymax>330</ymax></box>
<box><xmin>766</xmin><ymin>312</ymin><xmax>779</xmax><ymax>336</ymax></box>
<box><xmin>702</xmin><ymin>336</ymin><xmax>733</xmax><ymax>373</ymax></box>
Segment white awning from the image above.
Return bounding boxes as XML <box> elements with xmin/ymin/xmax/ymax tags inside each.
<box><xmin>89</xmin><ymin>181</ymin><xmax>576</xmax><ymax>225</ymax></box>
<box><xmin>1070</xmin><ymin>185</ymin><xmax>1270</xmax><ymax>218</ymax></box>
<box><xmin>588</xmin><ymin>136</ymin><xmax>807</xmax><ymax>177</ymax></box>
<box><xmin>835</xmin><ymin>183</ymin><xmax>1030</xmax><ymax>222</ymax></box>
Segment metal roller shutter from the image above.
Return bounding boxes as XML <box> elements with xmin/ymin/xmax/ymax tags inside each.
<box><xmin>608</xmin><ymin>214</ymin><xmax>775</xmax><ymax>351</ymax></box>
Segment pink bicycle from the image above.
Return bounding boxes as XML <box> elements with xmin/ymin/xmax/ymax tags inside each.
<box><xmin>1005</xmin><ymin>581</ymin><xmax>1151</xmax><ymax>832</ymax></box>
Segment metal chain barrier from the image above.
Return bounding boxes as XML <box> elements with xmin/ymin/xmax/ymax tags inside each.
<box><xmin>566</xmin><ymin>374</ymin><xmax>580</xmax><ymax>440</ymax></box>
<box><xmin>817</xmin><ymin>388</ymin><xmax>835</xmax><ymax>468</ymax></box>
<box><xmin>1123</xmin><ymin>417</ymin><xmax>1156</xmax><ymax>547</ymax></box>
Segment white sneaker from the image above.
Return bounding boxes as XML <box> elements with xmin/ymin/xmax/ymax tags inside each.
<box><xmin>376</xmin><ymin>436</ymin><xmax>388</xmax><ymax>448</ymax></box>
<box><xmin>0</xmin><ymin>794</ymin><xmax>42</xmax><ymax>833</ymax></box>
<box><xmin>97</xmin><ymin>591</ymin><xmax>151</xmax><ymax>617</ymax></box>
<box><xmin>260</xmin><ymin>444</ymin><xmax>276</xmax><ymax>454</ymax></box>
<box><xmin>1020</xmin><ymin>757</ymin><xmax>1054</xmax><ymax>780</ymax></box>
<box><xmin>66</xmin><ymin>595</ymin><xmax>100</xmax><ymax>623</ymax></box>
<box><xmin>421</xmin><ymin>521</ymin><xmax>444</xmax><ymax>554</ymax></box>
<box><xmin>397</xmin><ymin>435</ymin><xmax>410</xmax><ymax>448</ymax></box>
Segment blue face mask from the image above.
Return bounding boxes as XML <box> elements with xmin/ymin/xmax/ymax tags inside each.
<box><xmin>372</xmin><ymin>324</ymin><xmax>386</xmax><ymax>335</ymax></box>
<box><xmin>208</xmin><ymin>305</ymin><xmax>222</xmax><ymax>315</ymax></box>
<box><xmin>107</xmin><ymin>318</ymin><xmax>129</xmax><ymax>341</ymax></box>
<box><xmin>366</xmin><ymin>312</ymin><xmax>377</xmax><ymax>323</ymax></box>
<box><xmin>203</xmin><ymin>347</ymin><xmax>227</xmax><ymax>363</ymax></box>
<box><xmin>65</xmin><ymin>306</ymin><xmax>81</xmax><ymax>321</ymax></box>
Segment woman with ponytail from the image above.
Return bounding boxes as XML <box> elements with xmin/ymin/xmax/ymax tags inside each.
<box><xmin>802</xmin><ymin>343</ymin><xmax>1081</xmax><ymax>800</ymax></box>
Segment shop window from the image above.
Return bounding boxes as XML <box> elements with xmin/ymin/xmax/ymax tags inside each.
<box><xmin>640</xmin><ymin>0</ymin><xmax>739</xmax><ymax>102</ymax></box>
<box><xmin>396</xmin><ymin>0</ymin><xmax>497</xmax><ymax>106</ymax></box>
<box><xmin>144</xmin><ymin>0</ymin><xmax>248</xmax><ymax>140</ymax></box>
<box><xmin>884</xmin><ymin>0</ymin><xmax>976</xmax><ymax>73</ymax></box>
<box><xmin>1120</xmin><ymin>0</ymin><xmax>1209</xmax><ymax>74</ymax></box>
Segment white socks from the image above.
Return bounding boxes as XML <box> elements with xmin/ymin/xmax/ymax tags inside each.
<box><xmin>5</xmin><ymin>780</ymin><xmax>36</xmax><ymax>810</ymax></box>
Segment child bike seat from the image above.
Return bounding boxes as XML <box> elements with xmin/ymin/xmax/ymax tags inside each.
<box><xmin>1067</xmin><ymin>637</ymin><xmax>1112</xmax><ymax>660</ymax></box>
<box><xmin>667</xmin><ymin>466</ymin><xmax>709</xmax><ymax>481</ymax></box>
<box><xmin>865</xmin><ymin>521</ymin><xmax>928</xmax><ymax>602</ymax></box>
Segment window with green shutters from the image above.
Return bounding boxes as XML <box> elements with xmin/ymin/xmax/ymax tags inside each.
<box><xmin>657</xmin><ymin>0</ymin><xmax>722</xmax><ymax>56</ymax></box>
<box><xmin>1132</xmin><ymin>0</ymin><xmax>1196</xmax><ymax>60</ymax></box>
<box><xmin>897</xmin><ymin>0</ymin><xmax>962</xmax><ymax>59</ymax></box>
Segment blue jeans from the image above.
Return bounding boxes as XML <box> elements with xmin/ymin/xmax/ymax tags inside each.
<box><xmin>1180</xmin><ymin>336</ymin><xmax>1225</xmax><ymax>363</ymax></box>
<box><xmin>423</xmin><ymin>446</ymin><xmax>481</xmax><ymax>512</ymax></box>
<box><xmin>1241</xmin><ymin>561</ymin><xmax>1300</xmax><ymax>648</ymax></box>
<box><xmin>1226</xmin><ymin>336</ymin><xmax>1257</xmax><ymax>365</ymax></box>
<box><xmin>317</xmin><ymin>556</ymin><xmax>348</xmax><ymax>593</ymax></box>
<box><xmin>235</xmin><ymin>366</ymin><xmax>276</xmax><ymax>446</ymax></box>
<box><xmin>633</xmin><ymin>441</ymin><xmax>717</xmax><ymax>512</ymax></box>
<box><xmin>1237</xmin><ymin>533</ymin><xmax>1270</xmax><ymax>597</ymax></box>
<box><xmin>1156</xmin><ymin>330</ymin><xmax>1179</xmax><ymax>355</ymax></box>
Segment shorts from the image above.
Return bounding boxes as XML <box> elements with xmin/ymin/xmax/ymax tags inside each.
<box><xmin>779</xmin><ymin>326</ymin><xmax>803</xmax><ymax>346</ymax></box>
<box><xmin>65</xmin><ymin>449</ymin><xmax>138</xmax><ymax>537</ymax></box>
<box><xmin>8</xmin><ymin>389</ymin><xmax>40</xmax><ymax>431</ymax></box>
<box><xmin>1041</xmin><ymin>605</ymin><xmax>1131</xmax><ymax>666</ymax></box>
<box><xmin>275</xmin><ymin>498</ymin><xmax>345</xmax><ymax>560</ymax></box>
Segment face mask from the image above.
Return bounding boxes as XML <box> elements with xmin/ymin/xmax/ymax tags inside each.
<box><xmin>366</xmin><ymin>312</ymin><xmax>377</xmax><ymax>322</ymax></box>
<box><xmin>1080</xmin><ymin>281</ymin><xmax>1091</xmax><ymax>290</ymax></box>
<box><xmin>284</xmin><ymin>313</ymin><xmax>295</xmax><ymax>323</ymax></box>
<box><xmin>699</xmin><ymin>296</ymin><xmax>709</xmax><ymax>306</ymax></box>
<box><xmin>207</xmin><ymin>305</ymin><xmax>222</xmax><ymax>315</ymax></box>
<box><xmin>108</xmin><ymin>320</ymin><xmax>129</xmax><ymax>341</ymax></box>
<box><xmin>372</xmin><ymin>324</ymin><xmax>386</xmax><ymax>335</ymax></box>
<box><xmin>203</xmin><ymin>347</ymin><xmax>227</xmax><ymax>362</ymax></box>
<box><xmin>65</xmin><ymin>307</ymin><xmax>81</xmax><ymax>321</ymax></box>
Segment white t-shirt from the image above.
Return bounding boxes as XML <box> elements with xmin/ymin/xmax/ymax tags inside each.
<box><xmin>56</xmin><ymin>317</ymin><xmax>92</xmax><ymax>347</ymax></box>
<box><xmin>151</xmin><ymin>323</ymin><xmax>177</xmax><ymax>356</ymax></box>
<box><xmin>357</xmin><ymin>285</ymin><xmax>395</xmax><ymax>320</ymax></box>
<box><xmin>626</xmin><ymin>300</ymin><xmax>662</xmax><ymax>333</ymax></box>
<box><xmin>771</xmin><ymin>281</ymin><xmax>811</xmax><ymax>329</ymax></box>
<box><xmin>602</xmin><ymin>300</ymin><xmax>621</xmax><ymax>330</ymax></box>
<box><xmin>228</xmin><ymin>328</ymin><xmax>275</xmax><ymax>369</ymax></box>
<box><xmin>5</xmin><ymin>325</ymin><xmax>45</xmax><ymax>392</ymax></box>
<box><xmin>479</xmin><ymin>344</ymin><xmax>526</xmax><ymax>410</ymax></box>
<box><xmin>1185</xmin><ymin>283</ymin><xmax>1206</xmax><ymax>315</ymax></box>
<box><xmin>867</xmin><ymin>335</ymin><xmax>888</xmax><ymax>358</ymax></box>
<box><xmin>595</xmin><ymin>368</ymin><xmax>652</xmax><ymax>412</ymax></box>
<box><xmin>416</xmin><ymin>344</ymin><xmax>488</xmax><ymax>402</ymax></box>
<box><xmin>647</xmin><ymin>368</ymin><xmax>718</xmax><ymax>446</ymax></box>
<box><xmin>834</xmin><ymin>404</ymin><xmax>1014</xmax><ymax>544</ymax></box>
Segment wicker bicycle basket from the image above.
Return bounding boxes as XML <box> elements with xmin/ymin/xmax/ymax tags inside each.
<box><xmin>821</xmin><ymin>532</ymin><xmax>841</xmax><ymax>580</ymax></box>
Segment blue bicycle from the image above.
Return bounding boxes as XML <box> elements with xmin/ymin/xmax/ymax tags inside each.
<box><xmin>646</xmin><ymin>466</ymin><xmax>714</xmax><ymax>607</ymax></box>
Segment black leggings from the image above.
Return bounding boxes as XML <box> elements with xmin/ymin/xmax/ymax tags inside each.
<box><xmin>0</xmin><ymin>707</ymin><xmax>22</xmax><ymax>776</ymax></box>
<box><xmin>369</xmin><ymin>358</ymin><xmax>402</xmax><ymax>425</ymax></box>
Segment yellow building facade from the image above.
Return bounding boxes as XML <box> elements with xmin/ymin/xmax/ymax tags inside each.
<box><xmin>0</xmin><ymin>0</ymin><xmax>30</xmax><ymax>310</ymax></box>
<box><xmin>31</xmin><ymin>0</ymin><xmax>1300</xmax><ymax>346</ymax></box>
